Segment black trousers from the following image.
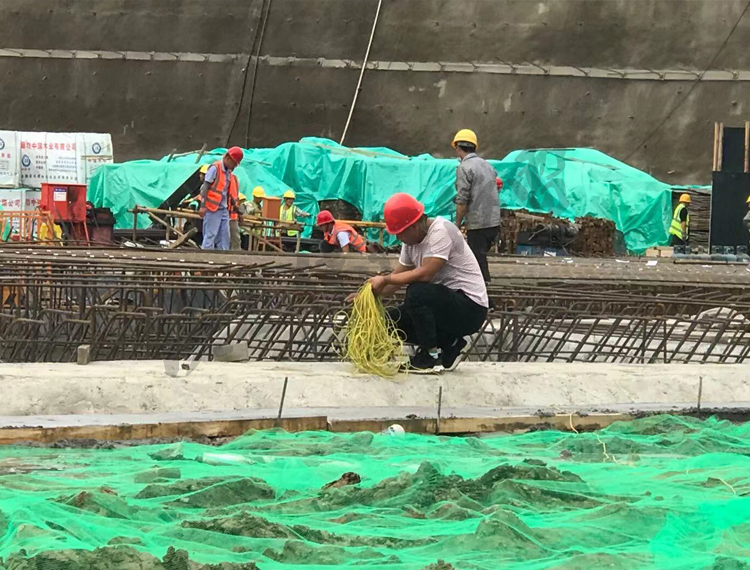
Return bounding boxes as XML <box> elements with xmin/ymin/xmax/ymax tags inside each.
<box><xmin>467</xmin><ymin>226</ymin><xmax>499</xmax><ymax>283</ymax></box>
<box><xmin>670</xmin><ymin>235</ymin><xmax>687</xmax><ymax>246</ymax></box>
<box><xmin>386</xmin><ymin>282</ymin><xmax>488</xmax><ymax>352</ymax></box>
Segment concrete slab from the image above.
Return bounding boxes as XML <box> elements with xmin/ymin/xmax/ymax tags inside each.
<box><xmin>0</xmin><ymin>361</ymin><xmax>745</xmax><ymax>418</ymax></box>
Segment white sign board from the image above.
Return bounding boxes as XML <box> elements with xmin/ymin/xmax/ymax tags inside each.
<box><xmin>0</xmin><ymin>132</ymin><xmax>20</xmax><ymax>188</ymax></box>
<box><xmin>0</xmin><ymin>188</ymin><xmax>28</xmax><ymax>234</ymax></box>
<box><xmin>0</xmin><ymin>131</ymin><xmax>114</xmax><ymax>189</ymax></box>
<box><xmin>25</xmin><ymin>190</ymin><xmax>42</xmax><ymax>211</ymax></box>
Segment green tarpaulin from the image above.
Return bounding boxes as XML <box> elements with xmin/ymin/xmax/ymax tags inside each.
<box><xmin>1</xmin><ymin>416</ymin><xmax>750</xmax><ymax>569</ymax></box>
<box><xmin>89</xmin><ymin>138</ymin><xmax>675</xmax><ymax>253</ymax></box>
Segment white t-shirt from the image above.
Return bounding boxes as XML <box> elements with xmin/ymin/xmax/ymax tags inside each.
<box><xmin>337</xmin><ymin>232</ymin><xmax>351</xmax><ymax>248</ymax></box>
<box><xmin>398</xmin><ymin>217</ymin><xmax>489</xmax><ymax>308</ymax></box>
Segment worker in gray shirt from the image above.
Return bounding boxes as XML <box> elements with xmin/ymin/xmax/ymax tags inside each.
<box><xmin>452</xmin><ymin>129</ymin><xmax>501</xmax><ymax>283</ymax></box>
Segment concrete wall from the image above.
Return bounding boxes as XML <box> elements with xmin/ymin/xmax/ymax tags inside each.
<box><xmin>3</xmin><ymin>0</ymin><xmax>750</xmax><ymax>183</ymax></box>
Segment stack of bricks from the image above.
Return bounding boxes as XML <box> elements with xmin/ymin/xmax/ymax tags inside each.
<box><xmin>569</xmin><ymin>216</ymin><xmax>616</xmax><ymax>257</ymax></box>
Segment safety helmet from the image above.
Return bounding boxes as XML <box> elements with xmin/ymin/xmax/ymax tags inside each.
<box><xmin>227</xmin><ymin>146</ymin><xmax>244</xmax><ymax>164</ymax></box>
<box><xmin>316</xmin><ymin>210</ymin><xmax>335</xmax><ymax>226</ymax></box>
<box><xmin>452</xmin><ymin>129</ymin><xmax>479</xmax><ymax>150</ymax></box>
<box><xmin>238</xmin><ymin>193</ymin><xmax>247</xmax><ymax>202</ymax></box>
<box><xmin>199</xmin><ymin>164</ymin><xmax>210</xmax><ymax>174</ymax></box>
<box><xmin>384</xmin><ymin>193</ymin><xmax>425</xmax><ymax>235</ymax></box>
<box><xmin>747</xmin><ymin>195</ymin><xmax>750</xmax><ymax>204</ymax></box>
<box><xmin>283</xmin><ymin>190</ymin><xmax>296</xmax><ymax>199</ymax></box>
<box><xmin>252</xmin><ymin>186</ymin><xmax>265</xmax><ymax>198</ymax></box>
<box><xmin>679</xmin><ymin>193</ymin><xmax>691</xmax><ymax>204</ymax></box>
<box><xmin>496</xmin><ymin>177</ymin><xmax>503</xmax><ymax>189</ymax></box>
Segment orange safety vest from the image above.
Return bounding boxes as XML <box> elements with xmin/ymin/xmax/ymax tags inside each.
<box><xmin>204</xmin><ymin>160</ymin><xmax>239</xmax><ymax>213</ymax></box>
<box><xmin>325</xmin><ymin>222</ymin><xmax>366</xmax><ymax>253</ymax></box>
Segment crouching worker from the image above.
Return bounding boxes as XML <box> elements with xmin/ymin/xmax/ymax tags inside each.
<box><xmin>316</xmin><ymin>210</ymin><xmax>366</xmax><ymax>253</ymax></box>
<box><xmin>369</xmin><ymin>193</ymin><xmax>489</xmax><ymax>371</ymax></box>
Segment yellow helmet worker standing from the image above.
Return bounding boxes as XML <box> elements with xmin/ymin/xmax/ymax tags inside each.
<box><xmin>246</xmin><ymin>186</ymin><xmax>265</xmax><ymax>217</ymax></box>
<box><xmin>279</xmin><ymin>189</ymin><xmax>311</xmax><ymax>237</ymax></box>
<box><xmin>452</xmin><ymin>128</ymin><xmax>500</xmax><ymax>284</ymax></box>
<box><xmin>669</xmin><ymin>193</ymin><xmax>691</xmax><ymax>248</ymax></box>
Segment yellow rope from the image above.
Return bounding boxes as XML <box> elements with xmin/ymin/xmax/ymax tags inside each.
<box><xmin>342</xmin><ymin>283</ymin><xmax>404</xmax><ymax>377</ymax></box>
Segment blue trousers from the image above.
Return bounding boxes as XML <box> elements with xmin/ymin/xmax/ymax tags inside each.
<box><xmin>202</xmin><ymin>209</ymin><xmax>230</xmax><ymax>250</ymax></box>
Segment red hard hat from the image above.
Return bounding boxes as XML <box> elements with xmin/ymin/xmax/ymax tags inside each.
<box><xmin>227</xmin><ymin>146</ymin><xmax>244</xmax><ymax>164</ymax></box>
<box><xmin>384</xmin><ymin>193</ymin><xmax>425</xmax><ymax>235</ymax></box>
<box><xmin>496</xmin><ymin>177</ymin><xmax>503</xmax><ymax>189</ymax></box>
<box><xmin>316</xmin><ymin>210</ymin><xmax>335</xmax><ymax>226</ymax></box>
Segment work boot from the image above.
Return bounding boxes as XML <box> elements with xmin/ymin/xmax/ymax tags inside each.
<box><xmin>441</xmin><ymin>338</ymin><xmax>468</xmax><ymax>372</ymax></box>
<box><xmin>402</xmin><ymin>348</ymin><xmax>439</xmax><ymax>373</ymax></box>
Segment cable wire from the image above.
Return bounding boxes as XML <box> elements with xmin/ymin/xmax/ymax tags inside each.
<box><xmin>341</xmin><ymin>283</ymin><xmax>403</xmax><ymax>377</ymax></box>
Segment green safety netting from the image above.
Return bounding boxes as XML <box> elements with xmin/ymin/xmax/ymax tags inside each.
<box><xmin>1</xmin><ymin>415</ymin><xmax>749</xmax><ymax>569</ymax></box>
<box><xmin>89</xmin><ymin>138</ymin><xmax>675</xmax><ymax>253</ymax></box>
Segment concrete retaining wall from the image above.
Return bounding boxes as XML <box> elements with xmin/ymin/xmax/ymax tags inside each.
<box><xmin>3</xmin><ymin>0</ymin><xmax>750</xmax><ymax>182</ymax></box>
<box><xmin>0</xmin><ymin>361</ymin><xmax>745</xmax><ymax>417</ymax></box>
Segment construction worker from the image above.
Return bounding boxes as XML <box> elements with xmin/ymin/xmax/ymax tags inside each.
<box><xmin>229</xmin><ymin>193</ymin><xmax>248</xmax><ymax>251</ymax></box>
<box><xmin>452</xmin><ymin>129</ymin><xmax>501</xmax><ymax>284</ymax></box>
<box><xmin>364</xmin><ymin>193</ymin><xmax>489</xmax><ymax>371</ymax></box>
<box><xmin>279</xmin><ymin>190</ymin><xmax>311</xmax><ymax>237</ymax></box>
<box><xmin>669</xmin><ymin>193</ymin><xmax>691</xmax><ymax>247</ymax></box>
<box><xmin>198</xmin><ymin>147</ymin><xmax>243</xmax><ymax>250</ymax></box>
<box><xmin>246</xmin><ymin>187</ymin><xmax>265</xmax><ymax>217</ymax></box>
<box><xmin>316</xmin><ymin>210</ymin><xmax>366</xmax><ymax>253</ymax></box>
<box><xmin>743</xmin><ymin>196</ymin><xmax>750</xmax><ymax>239</ymax></box>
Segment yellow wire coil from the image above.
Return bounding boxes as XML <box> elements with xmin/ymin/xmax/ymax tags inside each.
<box><xmin>342</xmin><ymin>283</ymin><xmax>404</xmax><ymax>377</ymax></box>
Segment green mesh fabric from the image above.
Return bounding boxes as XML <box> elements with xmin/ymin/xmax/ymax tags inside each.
<box><xmin>0</xmin><ymin>415</ymin><xmax>747</xmax><ymax>569</ymax></box>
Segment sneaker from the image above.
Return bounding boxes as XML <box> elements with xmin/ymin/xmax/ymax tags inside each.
<box><xmin>441</xmin><ymin>338</ymin><xmax>468</xmax><ymax>371</ymax></box>
<box><xmin>401</xmin><ymin>348</ymin><xmax>440</xmax><ymax>373</ymax></box>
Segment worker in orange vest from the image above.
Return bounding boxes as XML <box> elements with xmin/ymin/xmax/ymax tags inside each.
<box><xmin>198</xmin><ymin>147</ymin><xmax>243</xmax><ymax>250</ymax></box>
<box><xmin>316</xmin><ymin>210</ymin><xmax>366</xmax><ymax>253</ymax></box>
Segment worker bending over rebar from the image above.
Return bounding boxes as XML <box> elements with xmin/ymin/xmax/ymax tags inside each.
<box><xmin>359</xmin><ymin>193</ymin><xmax>489</xmax><ymax>372</ymax></box>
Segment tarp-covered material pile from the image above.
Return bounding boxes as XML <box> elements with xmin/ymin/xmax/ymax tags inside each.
<box><xmin>88</xmin><ymin>138</ymin><xmax>674</xmax><ymax>253</ymax></box>
<box><xmin>1</xmin><ymin>416</ymin><xmax>749</xmax><ymax>569</ymax></box>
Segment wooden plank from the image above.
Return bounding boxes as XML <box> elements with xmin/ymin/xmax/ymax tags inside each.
<box><xmin>0</xmin><ymin>416</ymin><xmax>328</xmax><ymax>445</ymax></box>
<box><xmin>718</xmin><ymin>122</ymin><xmax>724</xmax><ymax>171</ymax></box>
<box><xmin>0</xmin><ymin>412</ymin><xmax>636</xmax><ymax>444</ymax></box>
<box><xmin>328</xmin><ymin>413</ymin><xmax>633</xmax><ymax>434</ymax></box>
<box><xmin>711</xmin><ymin>123</ymin><xmax>719</xmax><ymax>172</ymax></box>
<box><xmin>167</xmin><ymin>227</ymin><xmax>198</xmax><ymax>249</ymax></box>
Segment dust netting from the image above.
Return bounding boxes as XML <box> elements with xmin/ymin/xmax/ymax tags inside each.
<box><xmin>0</xmin><ymin>415</ymin><xmax>748</xmax><ymax>569</ymax></box>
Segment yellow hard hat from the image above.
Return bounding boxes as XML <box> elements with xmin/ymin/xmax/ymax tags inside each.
<box><xmin>252</xmin><ymin>186</ymin><xmax>265</xmax><ymax>198</ymax></box>
<box><xmin>283</xmin><ymin>190</ymin><xmax>296</xmax><ymax>199</ymax></box>
<box><xmin>199</xmin><ymin>164</ymin><xmax>210</xmax><ymax>174</ymax></box>
<box><xmin>452</xmin><ymin>129</ymin><xmax>479</xmax><ymax>150</ymax></box>
<box><xmin>679</xmin><ymin>193</ymin><xmax>691</xmax><ymax>204</ymax></box>
<box><xmin>746</xmin><ymin>195</ymin><xmax>750</xmax><ymax>204</ymax></box>
<box><xmin>238</xmin><ymin>193</ymin><xmax>247</xmax><ymax>201</ymax></box>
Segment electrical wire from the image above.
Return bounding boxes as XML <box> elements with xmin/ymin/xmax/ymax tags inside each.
<box><xmin>225</xmin><ymin>0</ymin><xmax>272</xmax><ymax>147</ymax></box>
<box><xmin>624</xmin><ymin>0</ymin><xmax>750</xmax><ymax>162</ymax></box>
<box><xmin>341</xmin><ymin>283</ymin><xmax>403</xmax><ymax>377</ymax></box>
<box><xmin>339</xmin><ymin>0</ymin><xmax>383</xmax><ymax>145</ymax></box>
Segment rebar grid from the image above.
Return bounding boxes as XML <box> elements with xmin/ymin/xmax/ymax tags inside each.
<box><xmin>1</xmin><ymin>253</ymin><xmax>750</xmax><ymax>364</ymax></box>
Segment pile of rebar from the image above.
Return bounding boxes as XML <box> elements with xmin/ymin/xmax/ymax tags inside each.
<box><xmin>1</xmin><ymin>249</ymin><xmax>750</xmax><ymax>364</ymax></box>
